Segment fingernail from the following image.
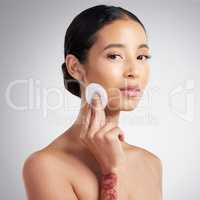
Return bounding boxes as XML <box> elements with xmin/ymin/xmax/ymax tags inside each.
<box><xmin>91</xmin><ymin>93</ymin><xmax>99</xmax><ymax>105</ymax></box>
<box><xmin>93</xmin><ymin>93</ymin><xmax>99</xmax><ymax>99</ymax></box>
<box><xmin>119</xmin><ymin>132</ymin><xmax>125</xmax><ymax>141</ymax></box>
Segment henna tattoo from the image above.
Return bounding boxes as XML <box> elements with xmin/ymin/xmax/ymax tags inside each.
<box><xmin>101</xmin><ymin>172</ymin><xmax>118</xmax><ymax>200</ymax></box>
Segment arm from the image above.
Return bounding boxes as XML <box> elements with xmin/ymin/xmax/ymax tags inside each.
<box><xmin>81</xmin><ymin>94</ymin><xmax>130</xmax><ymax>199</ymax></box>
<box><xmin>99</xmin><ymin>167</ymin><xmax>129</xmax><ymax>200</ymax></box>
<box><xmin>22</xmin><ymin>152</ymin><xmax>78</xmax><ymax>200</ymax></box>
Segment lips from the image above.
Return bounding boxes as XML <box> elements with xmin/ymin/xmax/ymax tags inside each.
<box><xmin>120</xmin><ymin>89</ymin><xmax>141</xmax><ymax>97</ymax></box>
<box><xmin>120</xmin><ymin>85</ymin><xmax>141</xmax><ymax>97</ymax></box>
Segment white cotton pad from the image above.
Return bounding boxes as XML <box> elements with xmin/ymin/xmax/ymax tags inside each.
<box><xmin>85</xmin><ymin>83</ymin><xmax>108</xmax><ymax>109</ymax></box>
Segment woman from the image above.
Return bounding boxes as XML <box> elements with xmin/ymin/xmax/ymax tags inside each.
<box><xmin>22</xmin><ymin>4</ymin><xmax>162</xmax><ymax>200</ymax></box>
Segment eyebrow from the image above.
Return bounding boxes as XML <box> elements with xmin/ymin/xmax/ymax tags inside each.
<box><xmin>102</xmin><ymin>43</ymin><xmax>149</xmax><ymax>51</ymax></box>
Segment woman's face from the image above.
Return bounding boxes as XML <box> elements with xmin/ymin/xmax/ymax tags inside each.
<box><xmin>81</xmin><ymin>19</ymin><xmax>151</xmax><ymax>111</ymax></box>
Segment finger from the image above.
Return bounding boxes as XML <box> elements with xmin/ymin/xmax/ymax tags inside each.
<box><xmin>118</xmin><ymin>132</ymin><xmax>125</xmax><ymax>142</ymax></box>
<box><xmin>80</xmin><ymin>99</ymin><xmax>89</xmax><ymax>114</ymax></box>
<box><xmin>97</xmin><ymin>122</ymin><xmax>124</xmax><ymax>142</ymax></box>
<box><xmin>90</xmin><ymin>92</ymin><xmax>103</xmax><ymax>112</ymax></box>
<box><xmin>87</xmin><ymin>93</ymin><xmax>103</xmax><ymax>137</ymax></box>
<box><xmin>104</xmin><ymin>126</ymin><xmax>122</xmax><ymax>142</ymax></box>
<box><xmin>94</xmin><ymin>121</ymin><xmax>117</xmax><ymax>139</ymax></box>
<box><xmin>79</xmin><ymin>101</ymin><xmax>90</xmax><ymax>127</ymax></box>
<box><xmin>97</xmin><ymin>93</ymin><xmax>106</xmax><ymax>128</ymax></box>
<box><xmin>80</xmin><ymin>103</ymin><xmax>92</xmax><ymax>138</ymax></box>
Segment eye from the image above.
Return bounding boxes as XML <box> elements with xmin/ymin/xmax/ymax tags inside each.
<box><xmin>107</xmin><ymin>53</ymin><xmax>122</xmax><ymax>60</ymax></box>
<box><xmin>137</xmin><ymin>55</ymin><xmax>152</xmax><ymax>61</ymax></box>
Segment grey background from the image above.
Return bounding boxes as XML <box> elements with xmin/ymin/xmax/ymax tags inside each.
<box><xmin>0</xmin><ymin>0</ymin><xmax>200</xmax><ymax>199</ymax></box>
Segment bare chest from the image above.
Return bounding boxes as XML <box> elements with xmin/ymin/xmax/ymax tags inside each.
<box><xmin>72</xmin><ymin>162</ymin><xmax>161</xmax><ymax>200</ymax></box>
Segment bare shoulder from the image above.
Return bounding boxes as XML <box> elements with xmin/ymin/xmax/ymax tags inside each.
<box><xmin>22</xmin><ymin>147</ymin><xmax>75</xmax><ymax>181</ymax></box>
<box><xmin>22</xmin><ymin>149</ymin><xmax>78</xmax><ymax>199</ymax></box>
<box><xmin>126</xmin><ymin>144</ymin><xmax>163</xmax><ymax>177</ymax></box>
<box><xmin>127</xmin><ymin>144</ymin><xmax>162</xmax><ymax>163</ymax></box>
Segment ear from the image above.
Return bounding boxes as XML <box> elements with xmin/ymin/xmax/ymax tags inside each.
<box><xmin>65</xmin><ymin>54</ymin><xmax>85</xmax><ymax>82</ymax></box>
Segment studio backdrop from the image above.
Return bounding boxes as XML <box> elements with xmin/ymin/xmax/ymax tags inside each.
<box><xmin>0</xmin><ymin>0</ymin><xmax>200</xmax><ymax>199</ymax></box>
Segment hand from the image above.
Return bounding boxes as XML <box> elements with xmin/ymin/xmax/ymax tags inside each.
<box><xmin>80</xmin><ymin>93</ymin><xmax>127</xmax><ymax>174</ymax></box>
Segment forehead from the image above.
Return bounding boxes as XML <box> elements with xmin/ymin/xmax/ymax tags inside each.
<box><xmin>94</xmin><ymin>19</ymin><xmax>147</xmax><ymax>51</ymax></box>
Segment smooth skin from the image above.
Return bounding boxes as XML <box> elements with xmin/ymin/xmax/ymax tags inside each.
<box><xmin>22</xmin><ymin>18</ymin><xmax>162</xmax><ymax>200</ymax></box>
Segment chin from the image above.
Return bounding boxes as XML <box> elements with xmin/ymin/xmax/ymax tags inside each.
<box><xmin>121</xmin><ymin>104</ymin><xmax>136</xmax><ymax>111</ymax></box>
<box><xmin>120</xmin><ymin>100</ymin><xmax>140</xmax><ymax>111</ymax></box>
<box><xmin>106</xmin><ymin>97</ymin><xmax>140</xmax><ymax>112</ymax></box>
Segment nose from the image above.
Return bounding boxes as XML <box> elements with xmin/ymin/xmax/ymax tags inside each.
<box><xmin>124</xmin><ymin>64</ymin><xmax>140</xmax><ymax>79</ymax></box>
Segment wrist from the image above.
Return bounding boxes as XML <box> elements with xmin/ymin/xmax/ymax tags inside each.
<box><xmin>100</xmin><ymin>172</ymin><xmax>118</xmax><ymax>199</ymax></box>
<box><xmin>100</xmin><ymin>165</ymin><xmax>127</xmax><ymax>175</ymax></box>
<box><xmin>99</xmin><ymin>157</ymin><xmax>127</xmax><ymax>175</ymax></box>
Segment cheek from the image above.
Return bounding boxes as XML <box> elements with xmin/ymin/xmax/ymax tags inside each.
<box><xmin>87</xmin><ymin>64</ymin><xmax>123</xmax><ymax>89</ymax></box>
<box><xmin>86</xmin><ymin>65</ymin><xmax>123</xmax><ymax>109</ymax></box>
<box><xmin>140</xmin><ymin>65</ymin><xmax>150</xmax><ymax>90</ymax></box>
